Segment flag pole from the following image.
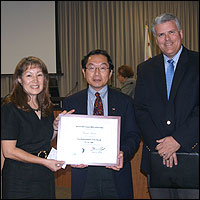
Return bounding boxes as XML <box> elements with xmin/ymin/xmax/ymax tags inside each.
<box><xmin>144</xmin><ymin>24</ymin><xmax>152</xmax><ymax>61</ymax></box>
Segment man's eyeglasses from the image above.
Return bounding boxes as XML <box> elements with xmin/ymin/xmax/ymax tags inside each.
<box><xmin>86</xmin><ymin>63</ymin><xmax>109</xmax><ymax>72</ymax></box>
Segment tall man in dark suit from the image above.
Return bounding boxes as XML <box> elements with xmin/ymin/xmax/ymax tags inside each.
<box><xmin>62</xmin><ymin>49</ymin><xmax>141</xmax><ymax>199</ymax></box>
<box><xmin>134</xmin><ymin>13</ymin><xmax>199</xmax><ymax>199</ymax></box>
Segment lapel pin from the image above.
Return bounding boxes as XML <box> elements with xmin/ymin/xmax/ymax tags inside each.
<box><xmin>112</xmin><ymin>108</ymin><xmax>116</xmax><ymax>111</ymax></box>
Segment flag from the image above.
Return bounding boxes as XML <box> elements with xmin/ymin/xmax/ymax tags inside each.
<box><xmin>144</xmin><ymin>24</ymin><xmax>152</xmax><ymax>61</ymax></box>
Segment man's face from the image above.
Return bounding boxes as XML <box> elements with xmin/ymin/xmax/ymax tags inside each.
<box><xmin>82</xmin><ymin>54</ymin><xmax>112</xmax><ymax>91</ymax></box>
<box><xmin>155</xmin><ymin>20</ymin><xmax>183</xmax><ymax>59</ymax></box>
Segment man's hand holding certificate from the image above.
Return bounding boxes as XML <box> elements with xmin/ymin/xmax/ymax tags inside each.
<box><xmin>57</xmin><ymin>114</ymin><xmax>121</xmax><ymax>166</ymax></box>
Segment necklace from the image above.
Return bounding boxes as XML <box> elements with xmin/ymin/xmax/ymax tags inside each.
<box><xmin>32</xmin><ymin>108</ymin><xmax>40</xmax><ymax>112</ymax></box>
<box><xmin>28</xmin><ymin>103</ymin><xmax>40</xmax><ymax>112</ymax></box>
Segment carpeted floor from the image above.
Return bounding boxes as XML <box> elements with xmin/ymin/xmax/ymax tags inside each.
<box><xmin>55</xmin><ymin>186</ymin><xmax>71</xmax><ymax>199</ymax></box>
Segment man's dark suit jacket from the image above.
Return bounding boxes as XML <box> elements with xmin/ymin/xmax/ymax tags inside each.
<box><xmin>134</xmin><ymin>46</ymin><xmax>199</xmax><ymax>175</ymax></box>
<box><xmin>62</xmin><ymin>87</ymin><xmax>141</xmax><ymax>199</ymax></box>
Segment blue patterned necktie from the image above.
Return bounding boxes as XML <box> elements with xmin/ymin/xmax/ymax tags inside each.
<box><xmin>166</xmin><ymin>59</ymin><xmax>175</xmax><ymax>99</ymax></box>
<box><xmin>93</xmin><ymin>92</ymin><xmax>104</xmax><ymax>116</ymax></box>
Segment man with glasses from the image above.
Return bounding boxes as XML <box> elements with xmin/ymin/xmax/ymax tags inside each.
<box><xmin>62</xmin><ymin>49</ymin><xmax>141</xmax><ymax>199</ymax></box>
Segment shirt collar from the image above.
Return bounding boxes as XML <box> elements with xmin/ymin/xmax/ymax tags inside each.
<box><xmin>88</xmin><ymin>85</ymin><xmax>108</xmax><ymax>99</ymax></box>
<box><xmin>163</xmin><ymin>45</ymin><xmax>183</xmax><ymax>67</ymax></box>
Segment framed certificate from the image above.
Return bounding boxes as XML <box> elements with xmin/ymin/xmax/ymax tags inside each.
<box><xmin>57</xmin><ymin>114</ymin><xmax>121</xmax><ymax>166</ymax></box>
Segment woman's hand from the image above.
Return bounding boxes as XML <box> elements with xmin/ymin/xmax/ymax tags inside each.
<box><xmin>53</xmin><ymin>109</ymin><xmax>75</xmax><ymax>131</ymax></box>
<box><xmin>52</xmin><ymin>109</ymin><xmax>75</xmax><ymax>140</ymax></box>
<box><xmin>44</xmin><ymin>159</ymin><xmax>65</xmax><ymax>172</ymax></box>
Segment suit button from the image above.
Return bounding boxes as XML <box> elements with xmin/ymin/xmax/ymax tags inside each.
<box><xmin>166</xmin><ymin>120</ymin><xmax>171</xmax><ymax>125</ymax></box>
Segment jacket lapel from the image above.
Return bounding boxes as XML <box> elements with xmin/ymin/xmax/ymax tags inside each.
<box><xmin>154</xmin><ymin>55</ymin><xmax>168</xmax><ymax>101</ymax></box>
<box><xmin>169</xmin><ymin>47</ymin><xmax>188</xmax><ymax>101</ymax></box>
<box><xmin>108</xmin><ymin>88</ymin><xmax>118</xmax><ymax>116</ymax></box>
<box><xmin>78</xmin><ymin>89</ymin><xmax>88</xmax><ymax>114</ymax></box>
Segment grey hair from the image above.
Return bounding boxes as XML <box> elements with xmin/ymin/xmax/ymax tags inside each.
<box><xmin>151</xmin><ymin>13</ymin><xmax>182</xmax><ymax>37</ymax></box>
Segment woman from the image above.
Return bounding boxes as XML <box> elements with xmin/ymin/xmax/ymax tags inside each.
<box><xmin>117</xmin><ymin>65</ymin><xmax>136</xmax><ymax>99</ymax></box>
<box><xmin>1</xmin><ymin>56</ymin><xmax>70</xmax><ymax>199</ymax></box>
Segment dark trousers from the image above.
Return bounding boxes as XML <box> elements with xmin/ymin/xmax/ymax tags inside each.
<box><xmin>82</xmin><ymin>166</ymin><xmax>118</xmax><ymax>199</ymax></box>
<box><xmin>149</xmin><ymin>188</ymin><xmax>199</xmax><ymax>199</ymax></box>
<box><xmin>147</xmin><ymin>175</ymin><xmax>199</xmax><ymax>199</ymax></box>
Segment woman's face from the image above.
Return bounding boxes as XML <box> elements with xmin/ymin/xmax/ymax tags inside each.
<box><xmin>18</xmin><ymin>65</ymin><xmax>44</xmax><ymax>96</ymax></box>
<box><xmin>117</xmin><ymin>73</ymin><xmax>125</xmax><ymax>84</ymax></box>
